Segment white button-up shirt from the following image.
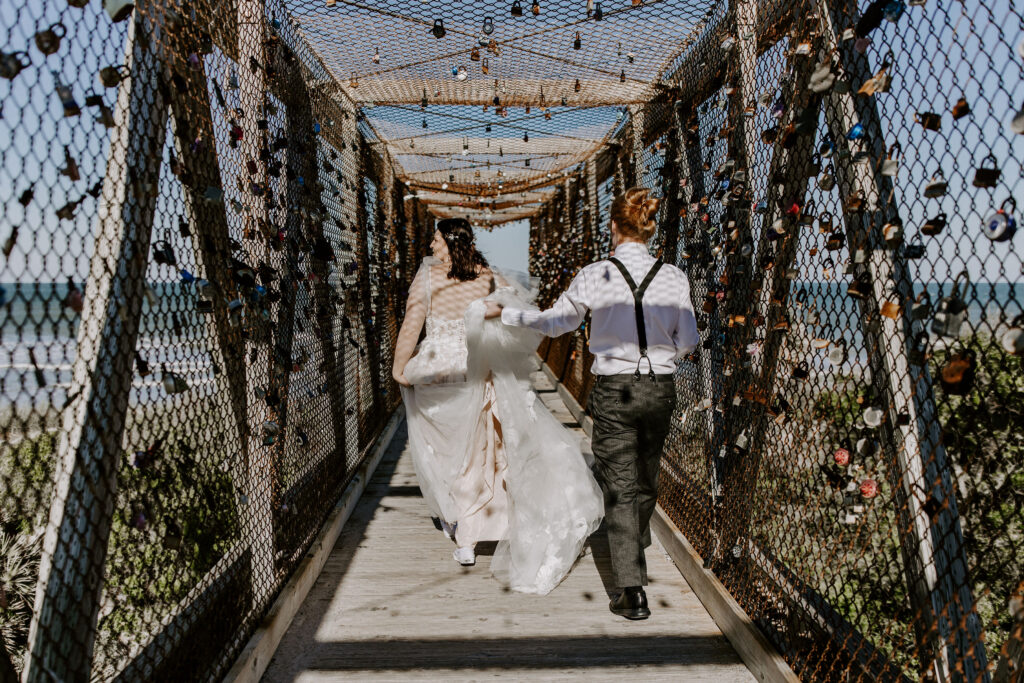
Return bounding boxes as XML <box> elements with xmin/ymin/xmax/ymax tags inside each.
<box><xmin>501</xmin><ymin>242</ymin><xmax>700</xmax><ymax>375</ymax></box>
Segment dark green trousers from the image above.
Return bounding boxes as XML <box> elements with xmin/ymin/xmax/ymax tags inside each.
<box><xmin>589</xmin><ymin>373</ymin><xmax>677</xmax><ymax>588</ymax></box>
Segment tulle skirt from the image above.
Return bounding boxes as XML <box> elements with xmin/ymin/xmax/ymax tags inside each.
<box><xmin>401</xmin><ymin>290</ymin><xmax>604</xmax><ymax>595</ymax></box>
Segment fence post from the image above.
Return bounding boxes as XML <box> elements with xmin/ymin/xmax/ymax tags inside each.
<box><xmin>817</xmin><ymin>0</ymin><xmax>988</xmax><ymax>677</ymax></box>
<box><xmin>235</xmin><ymin>0</ymin><xmax>278</xmax><ymax>608</ymax></box>
<box><xmin>288</xmin><ymin>63</ymin><xmax>350</xmax><ymax>480</ymax></box>
<box><xmin>165</xmin><ymin>31</ymin><xmax>254</xmax><ymax>569</ymax></box>
<box><xmin>24</xmin><ymin>15</ymin><xmax>168</xmax><ymax>681</ymax></box>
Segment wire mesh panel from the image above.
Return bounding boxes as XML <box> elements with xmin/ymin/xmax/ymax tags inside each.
<box><xmin>527</xmin><ymin>0</ymin><xmax>1024</xmax><ymax>679</ymax></box>
<box><xmin>0</xmin><ymin>1</ymin><xmax>415</xmax><ymax>679</ymax></box>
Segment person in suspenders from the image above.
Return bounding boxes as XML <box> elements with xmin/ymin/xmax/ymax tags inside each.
<box><xmin>485</xmin><ymin>187</ymin><xmax>699</xmax><ymax>619</ymax></box>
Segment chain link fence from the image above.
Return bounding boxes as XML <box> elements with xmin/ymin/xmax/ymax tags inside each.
<box><xmin>533</xmin><ymin>0</ymin><xmax>1024</xmax><ymax>680</ymax></box>
<box><xmin>0</xmin><ymin>0</ymin><xmax>415</xmax><ymax>679</ymax></box>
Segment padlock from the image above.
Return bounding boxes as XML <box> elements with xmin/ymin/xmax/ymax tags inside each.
<box><xmin>511</xmin><ymin>0</ymin><xmax>524</xmax><ymax>15</ymax></box>
<box><xmin>845</xmin><ymin>189</ymin><xmax>866</xmax><ymax>212</ymax></box>
<box><xmin>809</xmin><ymin>57</ymin><xmax>836</xmax><ymax>93</ymax></box>
<box><xmin>863</xmin><ymin>406</ymin><xmax>884</xmax><ymax>428</ymax></box>
<box><xmin>880</xmin><ymin>142</ymin><xmax>900</xmax><ymax>176</ymax></box>
<box><xmin>972</xmin><ymin>153</ymin><xmax>1001</xmax><ymax>188</ymax></box>
<box><xmin>911</xmin><ymin>291</ymin><xmax>932</xmax><ymax>320</ymax></box>
<box><xmin>915</xmin><ymin>110</ymin><xmax>941</xmax><ymax>131</ymax></box>
<box><xmin>826</xmin><ymin>229</ymin><xmax>845</xmax><ymax>250</ymax></box>
<box><xmin>904</xmin><ymin>242</ymin><xmax>925</xmax><ymax>259</ymax></box>
<box><xmin>161</xmin><ymin>364</ymin><xmax>189</xmax><ymax>394</ymax></box>
<box><xmin>799</xmin><ymin>200</ymin><xmax>817</xmax><ymax>226</ymax></box>
<box><xmin>908</xmin><ymin>330</ymin><xmax>930</xmax><ymax>365</ymax></box>
<box><xmin>828</xmin><ymin>340</ymin><xmax>847</xmax><ymax>366</ymax></box>
<box><xmin>430</xmin><ymin>19</ymin><xmax>446</xmax><ymax>38</ymax></box>
<box><xmin>939</xmin><ymin>346</ymin><xmax>976</xmax><ymax>395</ymax></box>
<box><xmin>882</xmin><ymin>217</ymin><xmax>903</xmax><ymax>246</ymax></box>
<box><xmin>951</xmin><ymin>96</ymin><xmax>971</xmax><ymax>120</ymax></box>
<box><xmin>921</xmin><ymin>212</ymin><xmax>947</xmax><ymax>236</ymax></box>
<box><xmin>982</xmin><ymin>197</ymin><xmax>1017</xmax><ymax>242</ymax></box>
<box><xmin>931</xmin><ymin>270</ymin><xmax>970</xmax><ymax>339</ymax></box>
<box><xmin>1000</xmin><ymin>314</ymin><xmax>1024</xmax><ymax>355</ymax></box>
<box><xmin>925</xmin><ymin>169</ymin><xmax>946</xmax><ymax>197</ymax></box>
<box><xmin>791</xmin><ymin>361</ymin><xmax>810</xmax><ymax>380</ymax></box>
<box><xmin>859</xmin><ymin>50</ymin><xmax>893</xmax><ymax>97</ymax></box>
<box><xmin>817</xmin><ymin>166</ymin><xmax>836</xmax><ymax>191</ymax></box>
<box><xmin>152</xmin><ymin>235</ymin><xmax>177</xmax><ymax>267</ymax></box>
<box><xmin>818</xmin><ymin>211</ymin><xmax>833</xmax><ymax>232</ymax></box>
<box><xmin>848</xmin><ymin>272</ymin><xmax>872</xmax><ymax>300</ymax></box>
<box><xmin>880</xmin><ymin>299</ymin><xmax>901</xmax><ymax>319</ymax></box>
<box><xmin>834</xmin><ymin>442</ymin><xmax>852</xmax><ymax>466</ymax></box>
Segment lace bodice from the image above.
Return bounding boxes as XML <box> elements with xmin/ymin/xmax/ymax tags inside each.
<box><xmin>425</xmin><ymin>315</ymin><xmax>467</xmax><ymax>342</ymax></box>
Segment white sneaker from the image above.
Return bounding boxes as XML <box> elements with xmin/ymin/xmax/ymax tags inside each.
<box><xmin>453</xmin><ymin>546</ymin><xmax>476</xmax><ymax>566</ymax></box>
<box><xmin>440</xmin><ymin>519</ymin><xmax>457</xmax><ymax>542</ymax></box>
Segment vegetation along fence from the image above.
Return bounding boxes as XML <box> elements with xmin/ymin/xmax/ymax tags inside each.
<box><xmin>0</xmin><ymin>0</ymin><xmax>1021</xmax><ymax>681</ymax></box>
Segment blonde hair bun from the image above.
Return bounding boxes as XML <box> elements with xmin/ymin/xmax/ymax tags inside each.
<box><xmin>611</xmin><ymin>186</ymin><xmax>661</xmax><ymax>241</ymax></box>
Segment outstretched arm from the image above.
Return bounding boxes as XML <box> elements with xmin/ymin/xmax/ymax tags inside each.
<box><xmin>392</xmin><ymin>268</ymin><xmax>427</xmax><ymax>387</ymax></box>
<box><xmin>497</xmin><ymin>269</ymin><xmax>589</xmax><ymax>338</ymax></box>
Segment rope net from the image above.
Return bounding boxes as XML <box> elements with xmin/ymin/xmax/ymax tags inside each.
<box><xmin>0</xmin><ymin>0</ymin><xmax>1020</xmax><ymax>680</ymax></box>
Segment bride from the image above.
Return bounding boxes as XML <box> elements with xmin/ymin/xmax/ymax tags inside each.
<box><xmin>391</xmin><ymin>218</ymin><xmax>603</xmax><ymax>595</ymax></box>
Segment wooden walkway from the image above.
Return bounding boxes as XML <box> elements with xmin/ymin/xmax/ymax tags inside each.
<box><xmin>262</xmin><ymin>372</ymin><xmax>755</xmax><ymax>682</ymax></box>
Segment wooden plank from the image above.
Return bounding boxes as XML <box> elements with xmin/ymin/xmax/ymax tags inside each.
<box><xmin>261</xmin><ymin>372</ymin><xmax>754</xmax><ymax>682</ymax></box>
<box><xmin>24</xmin><ymin>14</ymin><xmax>169</xmax><ymax>682</ymax></box>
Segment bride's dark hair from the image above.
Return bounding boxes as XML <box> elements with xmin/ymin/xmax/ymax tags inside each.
<box><xmin>437</xmin><ymin>218</ymin><xmax>489</xmax><ymax>281</ymax></box>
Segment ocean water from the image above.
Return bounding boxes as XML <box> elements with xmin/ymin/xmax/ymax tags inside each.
<box><xmin>0</xmin><ymin>281</ymin><xmax>228</xmax><ymax>412</ymax></box>
<box><xmin>0</xmin><ymin>280</ymin><xmax>1020</xmax><ymax>411</ymax></box>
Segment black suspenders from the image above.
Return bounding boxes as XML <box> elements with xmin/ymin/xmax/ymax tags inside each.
<box><xmin>607</xmin><ymin>257</ymin><xmax>664</xmax><ymax>381</ymax></box>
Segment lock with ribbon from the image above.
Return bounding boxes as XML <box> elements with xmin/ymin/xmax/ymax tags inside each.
<box><xmin>923</xmin><ymin>169</ymin><xmax>948</xmax><ymax>198</ymax></box>
<box><xmin>921</xmin><ymin>212</ymin><xmax>947</xmax><ymax>236</ymax></box>
<box><xmin>880</xmin><ymin>142</ymin><xmax>900</xmax><ymax>177</ymax></box>
<box><xmin>982</xmin><ymin>197</ymin><xmax>1017</xmax><ymax>242</ymax></box>
<box><xmin>972</xmin><ymin>153</ymin><xmax>1001</xmax><ymax>188</ymax></box>
<box><xmin>931</xmin><ymin>270</ymin><xmax>970</xmax><ymax>338</ymax></box>
<box><xmin>939</xmin><ymin>345</ymin><xmax>976</xmax><ymax>395</ymax></box>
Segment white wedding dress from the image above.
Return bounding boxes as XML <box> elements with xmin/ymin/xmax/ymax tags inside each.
<box><xmin>401</xmin><ymin>257</ymin><xmax>604</xmax><ymax>595</ymax></box>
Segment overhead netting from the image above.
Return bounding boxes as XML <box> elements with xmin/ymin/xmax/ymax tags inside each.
<box><xmin>285</xmin><ymin>0</ymin><xmax>719</xmax><ymax>223</ymax></box>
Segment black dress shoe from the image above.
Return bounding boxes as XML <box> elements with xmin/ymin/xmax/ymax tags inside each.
<box><xmin>609</xmin><ymin>586</ymin><xmax>651</xmax><ymax>620</ymax></box>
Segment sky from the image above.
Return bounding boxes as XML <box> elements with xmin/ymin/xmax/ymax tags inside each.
<box><xmin>473</xmin><ymin>219</ymin><xmax>530</xmax><ymax>275</ymax></box>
